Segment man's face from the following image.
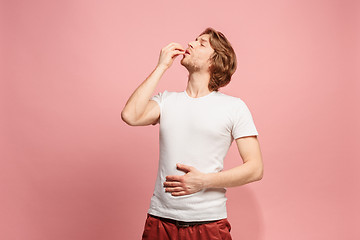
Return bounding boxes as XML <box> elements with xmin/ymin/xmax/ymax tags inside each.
<box><xmin>180</xmin><ymin>34</ymin><xmax>215</xmax><ymax>73</ymax></box>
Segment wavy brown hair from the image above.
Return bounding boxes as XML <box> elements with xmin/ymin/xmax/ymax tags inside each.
<box><xmin>199</xmin><ymin>27</ymin><xmax>237</xmax><ymax>91</ymax></box>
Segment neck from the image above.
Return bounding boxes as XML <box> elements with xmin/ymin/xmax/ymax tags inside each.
<box><xmin>185</xmin><ymin>71</ymin><xmax>213</xmax><ymax>98</ymax></box>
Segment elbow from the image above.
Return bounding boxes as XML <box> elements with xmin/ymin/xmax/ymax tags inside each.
<box><xmin>256</xmin><ymin>165</ymin><xmax>264</xmax><ymax>181</ymax></box>
<box><xmin>257</xmin><ymin>170</ymin><xmax>263</xmax><ymax>181</ymax></box>
<box><xmin>252</xmin><ymin>161</ymin><xmax>263</xmax><ymax>181</ymax></box>
<box><xmin>121</xmin><ymin>110</ymin><xmax>135</xmax><ymax>126</ymax></box>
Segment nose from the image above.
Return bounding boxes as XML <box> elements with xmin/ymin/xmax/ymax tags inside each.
<box><xmin>188</xmin><ymin>41</ymin><xmax>194</xmax><ymax>49</ymax></box>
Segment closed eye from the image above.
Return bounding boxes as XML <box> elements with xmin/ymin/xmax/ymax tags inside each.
<box><xmin>195</xmin><ymin>37</ymin><xmax>207</xmax><ymax>47</ymax></box>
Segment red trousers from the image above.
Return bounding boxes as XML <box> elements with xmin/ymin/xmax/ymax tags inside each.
<box><xmin>141</xmin><ymin>214</ymin><xmax>232</xmax><ymax>240</ymax></box>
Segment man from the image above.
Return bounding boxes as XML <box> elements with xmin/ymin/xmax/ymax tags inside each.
<box><xmin>121</xmin><ymin>27</ymin><xmax>263</xmax><ymax>240</ymax></box>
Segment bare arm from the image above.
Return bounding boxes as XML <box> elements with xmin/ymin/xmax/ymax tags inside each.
<box><xmin>163</xmin><ymin>136</ymin><xmax>263</xmax><ymax>196</ymax></box>
<box><xmin>121</xmin><ymin>43</ymin><xmax>185</xmax><ymax>126</ymax></box>
<box><xmin>204</xmin><ymin>136</ymin><xmax>263</xmax><ymax>188</ymax></box>
<box><xmin>121</xmin><ymin>66</ymin><xmax>165</xmax><ymax>126</ymax></box>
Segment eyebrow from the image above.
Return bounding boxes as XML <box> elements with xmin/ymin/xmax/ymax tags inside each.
<box><xmin>195</xmin><ymin>37</ymin><xmax>208</xmax><ymax>43</ymax></box>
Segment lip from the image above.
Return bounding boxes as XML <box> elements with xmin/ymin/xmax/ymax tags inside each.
<box><xmin>185</xmin><ymin>49</ymin><xmax>190</xmax><ymax>55</ymax></box>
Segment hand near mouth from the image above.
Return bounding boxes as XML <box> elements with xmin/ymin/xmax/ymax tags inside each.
<box><xmin>156</xmin><ymin>42</ymin><xmax>185</xmax><ymax>70</ymax></box>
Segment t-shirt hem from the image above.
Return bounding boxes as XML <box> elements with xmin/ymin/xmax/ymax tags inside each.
<box><xmin>233</xmin><ymin>132</ymin><xmax>259</xmax><ymax>140</ymax></box>
<box><xmin>147</xmin><ymin>208</ymin><xmax>227</xmax><ymax>222</ymax></box>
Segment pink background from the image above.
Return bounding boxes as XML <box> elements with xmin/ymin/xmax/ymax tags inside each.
<box><xmin>1</xmin><ymin>0</ymin><xmax>359</xmax><ymax>239</ymax></box>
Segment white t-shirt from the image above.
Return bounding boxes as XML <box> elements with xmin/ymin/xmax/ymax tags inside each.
<box><xmin>148</xmin><ymin>89</ymin><xmax>258</xmax><ymax>221</ymax></box>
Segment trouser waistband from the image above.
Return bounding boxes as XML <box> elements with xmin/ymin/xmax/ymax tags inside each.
<box><xmin>148</xmin><ymin>214</ymin><xmax>219</xmax><ymax>228</ymax></box>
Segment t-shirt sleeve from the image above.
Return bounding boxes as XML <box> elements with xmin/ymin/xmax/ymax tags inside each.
<box><xmin>231</xmin><ymin>100</ymin><xmax>259</xmax><ymax>139</ymax></box>
<box><xmin>149</xmin><ymin>90</ymin><xmax>167</xmax><ymax>125</ymax></box>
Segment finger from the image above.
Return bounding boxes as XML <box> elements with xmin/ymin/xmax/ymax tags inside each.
<box><xmin>172</xmin><ymin>50</ymin><xmax>186</xmax><ymax>57</ymax></box>
<box><xmin>173</xmin><ymin>46</ymin><xmax>185</xmax><ymax>52</ymax></box>
<box><xmin>166</xmin><ymin>175</ymin><xmax>183</xmax><ymax>182</ymax></box>
<box><xmin>165</xmin><ymin>187</ymin><xmax>183</xmax><ymax>192</ymax></box>
<box><xmin>161</xmin><ymin>43</ymin><xmax>176</xmax><ymax>52</ymax></box>
<box><xmin>171</xmin><ymin>191</ymin><xmax>187</xmax><ymax>196</ymax></box>
<box><xmin>165</xmin><ymin>42</ymin><xmax>184</xmax><ymax>50</ymax></box>
<box><xmin>169</xmin><ymin>43</ymin><xmax>185</xmax><ymax>51</ymax></box>
<box><xmin>176</xmin><ymin>163</ymin><xmax>192</xmax><ymax>173</ymax></box>
<box><xmin>175</xmin><ymin>48</ymin><xmax>185</xmax><ymax>53</ymax></box>
<box><xmin>163</xmin><ymin>181</ymin><xmax>182</xmax><ymax>187</ymax></box>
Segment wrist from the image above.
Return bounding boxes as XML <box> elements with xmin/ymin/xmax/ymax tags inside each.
<box><xmin>155</xmin><ymin>64</ymin><xmax>168</xmax><ymax>72</ymax></box>
<box><xmin>203</xmin><ymin>172</ymin><xmax>215</xmax><ymax>189</ymax></box>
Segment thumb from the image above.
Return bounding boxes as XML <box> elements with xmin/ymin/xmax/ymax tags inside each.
<box><xmin>176</xmin><ymin>163</ymin><xmax>192</xmax><ymax>173</ymax></box>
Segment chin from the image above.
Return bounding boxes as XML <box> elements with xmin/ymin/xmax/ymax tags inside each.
<box><xmin>180</xmin><ymin>59</ymin><xmax>198</xmax><ymax>72</ymax></box>
<box><xmin>180</xmin><ymin>59</ymin><xmax>187</xmax><ymax>68</ymax></box>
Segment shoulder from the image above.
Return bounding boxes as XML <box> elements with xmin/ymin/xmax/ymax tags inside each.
<box><xmin>153</xmin><ymin>90</ymin><xmax>183</xmax><ymax>96</ymax></box>
<box><xmin>164</xmin><ymin>90</ymin><xmax>184</xmax><ymax>96</ymax></box>
<box><xmin>151</xmin><ymin>90</ymin><xmax>181</xmax><ymax>99</ymax></box>
<box><xmin>214</xmin><ymin>91</ymin><xmax>246</xmax><ymax>106</ymax></box>
<box><xmin>160</xmin><ymin>90</ymin><xmax>189</xmax><ymax>100</ymax></box>
<box><xmin>213</xmin><ymin>92</ymin><xmax>256</xmax><ymax>118</ymax></box>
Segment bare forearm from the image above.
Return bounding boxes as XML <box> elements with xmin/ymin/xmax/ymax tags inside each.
<box><xmin>164</xmin><ymin>137</ymin><xmax>263</xmax><ymax>196</ymax></box>
<box><xmin>122</xmin><ymin>42</ymin><xmax>185</xmax><ymax>123</ymax></box>
<box><xmin>204</xmin><ymin>161</ymin><xmax>263</xmax><ymax>189</ymax></box>
<box><xmin>121</xmin><ymin>65</ymin><xmax>166</xmax><ymax>122</ymax></box>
